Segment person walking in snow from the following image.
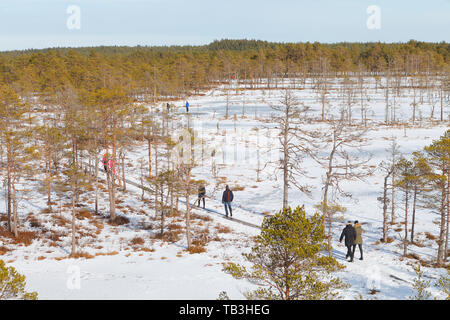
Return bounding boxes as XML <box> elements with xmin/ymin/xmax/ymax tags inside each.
<box><xmin>185</xmin><ymin>101</ymin><xmax>190</xmax><ymax>113</ymax></box>
<box><xmin>339</xmin><ymin>221</ymin><xmax>357</xmax><ymax>262</ymax></box>
<box><xmin>108</xmin><ymin>158</ymin><xmax>116</xmax><ymax>176</ymax></box>
<box><xmin>102</xmin><ymin>154</ymin><xmax>109</xmax><ymax>173</ymax></box>
<box><xmin>197</xmin><ymin>185</ymin><xmax>206</xmax><ymax>209</ymax></box>
<box><xmin>222</xmin><ymin>185</ymin><xmax>234</xmax><ymax>218</ymax></box>
<box><xmin>352</xmin><ymin>220</ymin><xmax>364</xmax><ymax>260</ymax></box>
<box><xmin>166</xmin><ymin>103</ymin><xmax>170</xmax><ymax>113</ymax></box>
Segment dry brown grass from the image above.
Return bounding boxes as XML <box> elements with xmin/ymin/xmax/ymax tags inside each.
<box><xmin>54</xmin><ymin>256</ymin><xmax>67</xmax><ymax>261</ymax></box>
<box><xmin>233</xmin><ymin>185</ymin><xmax>245</xmax><ymax>191</ymax></box>
<box><xmin>385</xmin><ymin>237</ymin><xmax>395</xmax><ymax>244</ymax></box>
<box><xmin>47</xmin><ymin>230</ymin><xmax>66</xmax><ymax>242</ymax></box>
<box><xmin>95</xmin><ymin>251</ymin><xmax>118</xmax><ymax>256</ymax></box>
<box><xmin>191</xmin><ymin>213</ymin><xmax>212</xmax><ymax>222</ymax></box>
<box><xmin>0</xmin><ymin>228</ymin><xmax>38</xmax><ymax>246</ymax></box>
<box><xmin>168</xmin><ymin>223</ymin><xmax>183</xmax><ymax>231</ymax></box>
<box><xmin>108</xmin><ymin>215</ymin><xmax>130</xmax><ymax>226</ymax></box>
<box><xmin>92</xmin><ymin>220</ymin><xmax>104</xmax><ymax>235</ymax></box>
<box><xmin>217</xmin><ymin>177</ymin><xmax>227</xmax><ymax>184</ymax></box>
<box><xmin>188</xmin><ymin>245</ymin><xmax>206</xmax><ymax>254</ymax></box>
<box><xmin>406</xmin><ymin>253</ymin><xmax>421</xmax><ymax>260</ymax></box>
<box><xmin>51</xmin><ymin>214</ymin><xmax>68</xmax><ymax>227</ymax></box>
<box><xmin>0</xmin><ymin>246</ymin><xmax>10</xmax><ymax>254</ymax></box>
<box><xmin>76</xmin><ymin>209</ymin><xmax>92</xmax><ymax>220</ymax></box>
<box><xmin>411</xmin><ymin>241</ymin><xmax>426</xmax><ymax>248</ymax></box>
<box><xmin>215</xmin><ymin>225</ymin><xmax>231</xmax><ymax>234</ymax></box>
<box><xmin>130</xmin><ymin>236</ymin><xmax>145</xmax><ymax>246</ymax></box>
<box><xmin>425</xmin><ymin>232</ymin><xmax>438</xmax><ymax>240</ymax></box>
<box><xmin>165</xmin><ymin>230</ymin><xmax>183</xmax><ymax>243</ymax></box>
<box><xmin>69</xmin><ymin>252</ymin><xmax>94</xmax><ymax>259</ymax></box>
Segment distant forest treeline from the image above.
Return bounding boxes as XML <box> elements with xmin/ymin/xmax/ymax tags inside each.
<box><xmin>0</xmin><ymin>39</ymin><xmax>449</xmax><ymax>101</ymax></box>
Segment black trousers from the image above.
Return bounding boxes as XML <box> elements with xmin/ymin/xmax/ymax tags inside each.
<box><xmin>352</xmin><ymin>244</ymin><xmax>363</xmax><ymax>258</ymax></box>
<box><xmin>197</xmin><ymin>196</ymin><xmax>205</xmax><ymax>208</ymax></box>
<box><xmin>346</xmin><ymin>245</ymin><xmax>354</xmax><ymax>260</ymax></box>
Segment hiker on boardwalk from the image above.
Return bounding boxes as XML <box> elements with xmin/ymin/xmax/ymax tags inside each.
<box><xmin>185</xmin><ymin>101</ymin><xmax>189</xmax><ymax>112</ymax></box>
<box><xmin>108</xmin><ymin>158</ymin><xmax>116</xmax><ymax>176</ymax></box>
<box><xmin>352</xmin><ymin>221</ymin><xmax>364</xmax><ymax>260</ymax></box>
<box><xmin>339</xmin><ymin>221</ymin><xmax>357</xmax><ymax>262</ymax></box>
<box><xmin>222</xmin><ymin>185</ymin><xmax>234</xmax><ymax>217</ymax></box>
<box><xmin>197</xmin><ymin>185</ymin><xmax>206</xmax><ymax>209</ymax></box>
<box><xmin>102</xmin><ymin>153</ymin><xmax>109</xmax><ymax>172</ymax></box>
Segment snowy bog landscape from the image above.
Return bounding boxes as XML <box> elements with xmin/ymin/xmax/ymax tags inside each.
<box><xmin>1</xmin><ymin>76</ymin><xmax>449</xmax><ymax>300</ymax></box>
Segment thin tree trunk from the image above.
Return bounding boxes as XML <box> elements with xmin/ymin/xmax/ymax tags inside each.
<box><xmin>403</xmin><ymin>190</ymin><xmax>409</xmax><ymax>257</ymax></box>
<box><xmin>121</xmin><ymin>154</ymin><xmax>126</xmax><ymax>191</ymax></box>
<box><xmin>445</xmin><ymin>174</ymin><xmax>449</xmax><ymax>261</ymax></box>
<box><xmin>71</xmin><ymin>187</ymin><xmax>76</xmax><ymax>255</ymax></box>
<box><xmin>94</xmin><ymin>153</ymin><xmax>99</xmax><ymax>215</ymax></box>
<box><xmin>382</xmin><ymin>170</ymin><xmax>392</xmax><ymax>242</ymax></box>
<box><xmin>12</xmin><ymin>185</ymin><xmax>18</xmax><ymax>238</ymax></box>
<box><xmin>437</xmin><ymin>184</ymin><xmax>446</xmax><ymax>266</ymax></box>
<box><xmin>391</xmin><ymin>172</ymin><xmax>396</xmax><ymax>223</ymax></box>
<box><xmin>185</xmin><ymin>168</ymin><xmax>191</xmax><ymax>249</ymax></box>
<box><xmin>282</xmin><ymin>107</ymin><xmax>289</xmax><ymax>209</ymax></box>
<box><xmin>411</xmin><ymin>186</ymin><xmax>417</xmax><ymax>243</ymax></box>
<box><xmin>148</xmin><ymin>138</ymin><xmax>152</xmax><ymax>177</ymax></box>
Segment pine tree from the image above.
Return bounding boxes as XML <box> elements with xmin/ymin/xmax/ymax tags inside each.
<box><xmin>224</xmin><ymin>205</ymin><xmax>348</xmax><ymax>300</ymax></box>
<box><xmin>424</xmin><ymin>130</ymin><xmax>449</xmax><ymax>265</ymax></box>
<box><xmin>435</xmin><ymin>268</ymin><xmax>450</xmax><ymax>300</ymax></box>
<box><xmin>0</xmin><ymin>84</ymin><xmax>36</xmax><ymax>237</ymax></box>
<box><xmin>409</xmin><ymin>264</ymin><xmax>432</xmax><ymax>300</ymax></box>
<box><xmin>0</xmin><ymin>260</ymin><xmax>38</xmax><ymax>300</ymax></box>
<box><xmin>395</xmin><ymin>158</ymin><xmax>415</xmax><ymax>257</ymax></box>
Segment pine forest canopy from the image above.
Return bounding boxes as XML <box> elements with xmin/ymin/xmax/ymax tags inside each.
<box><xmin>0</xmin><ymin>39</ymin><xmax>449</xmax><ymax>100</ymax></box>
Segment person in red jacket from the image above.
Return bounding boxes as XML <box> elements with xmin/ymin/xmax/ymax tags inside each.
<box><xmin>102</xmin><ymin>154</ymin><xmax>108</xmax><ymax>172</ymax></box>
<box><xmin>222</xmin><ymin>185</ymin><xmax>234</xmax><ymax>217</ymax></box>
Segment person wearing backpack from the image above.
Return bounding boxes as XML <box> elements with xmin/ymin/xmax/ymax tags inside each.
<box><xmin>197</xmin><ymin>185</ymin><xmax>206</xmax><ymax>209</ymax></box>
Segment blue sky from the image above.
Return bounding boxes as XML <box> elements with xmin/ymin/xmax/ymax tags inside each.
<box><xmin>0</xmin><ymin>0</ymin><xmax>448</xmax><ymax>51</ymax></box>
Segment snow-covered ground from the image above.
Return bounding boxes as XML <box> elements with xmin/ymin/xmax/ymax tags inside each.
<box><xmin>1</xmin><ymin>77</ymin><xmax>449</xmax><ymax>299</ymax></box>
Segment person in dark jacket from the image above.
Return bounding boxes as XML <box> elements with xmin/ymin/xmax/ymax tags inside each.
<box><xmin>222</xmin><ymin>185</ymin><xmax>234</xmax><ymax>217</ymax></box>
<box><xmin>352</xmin><ymin>221</ymin><xmax>363</xmax><ymax>260</ymax></box>
<box><xmin>197</xmin><ymin>185</ymin><xmax>206</xmax><ymax>209</ymax></box>
<box><xmin>339</xmin><ymin>221</ymin><xmax>357</xmax><ymax>262</ymax></box>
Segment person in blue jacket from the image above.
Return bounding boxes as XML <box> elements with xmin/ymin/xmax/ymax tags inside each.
<box><xmin>185</xmin><ymin>101</ymin><xmax>189</xmax><ymax>112</ymax></box>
